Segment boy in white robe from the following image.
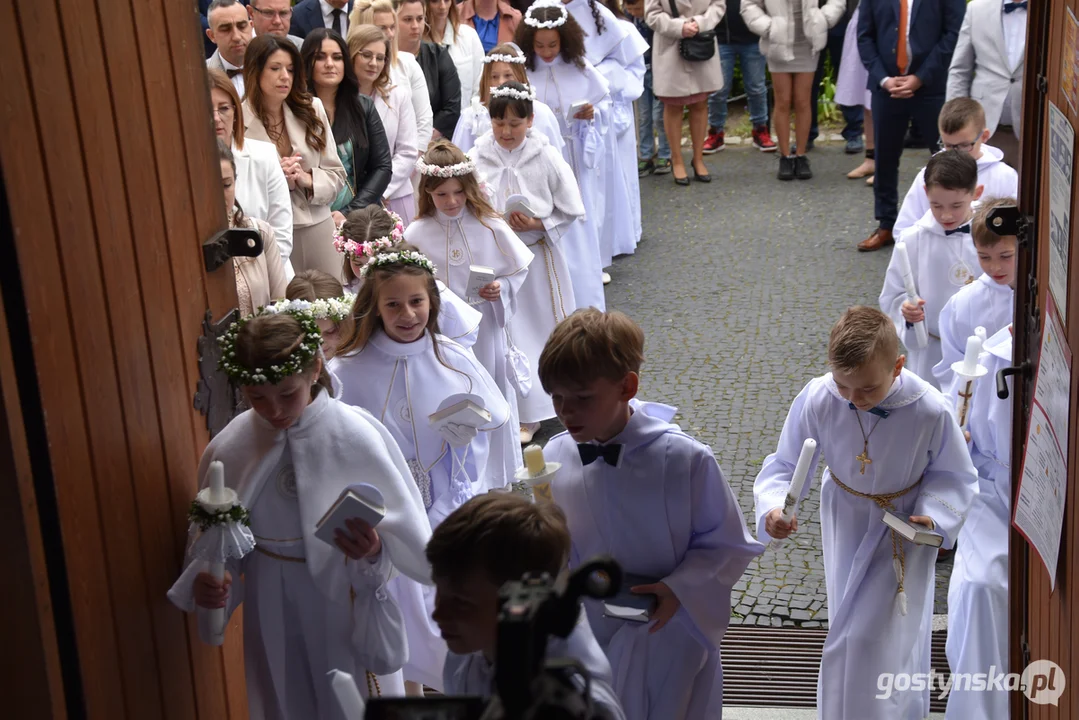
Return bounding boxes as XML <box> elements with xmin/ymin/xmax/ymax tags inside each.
<box><xmin>880</xmin><ymin>150</ymin><xmax>984</xmax><ymax>388</ymax></box>
<box><xmin>428</xmin><ymin>493</ymin><xmax>626</xmax><ymax>719</ymax></box>
<box><xmin>168</xmin><ymin>308</ymin><xmax>433</xmax><ymax>717</ymax></box>
<box><xmin>893</xmin><ymin>98</ymin><xmax>1018</xmax><ymax>236</ymax></box>
<box><xmin>936</xmin><ymin>199</ymin><xmax>1017</xmax><ymax>719</ymax></box>
<box><xmin>755</xmin><ymin>306</ymin><xmax>979</xmax><ymax>720</ymax></box>
<box><xmin>470</xmin><ymin>81</ymin><xmax>586</xmax><ymax>442</ymax></box>
<box><xmin>539</xmin><ymin>308</ymin><xmax>764</xmax><ymax>720</ymax></box>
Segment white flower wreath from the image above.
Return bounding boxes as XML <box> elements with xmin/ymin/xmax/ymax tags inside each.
<box><xmin>483</xmin><ymin>52</ymin><xmax>527</xmax><ymax>65</ymax></box>
<box><xmin>490</xmin><ymin>84</ymin><xmax>536</xmax><ymax>101</ymax></box>
<box><xmin>416</xmin><ymin>156</ymin><xmax>478</xmax><ymax>178</ymax></box>
<box><xmin>266</xmin><ymin>295</ymin><xmax>356</xmax><ymax>322</ymax></box>
<box><xmin>359</xmin><ymin>250</ymin><xmax>438</xmax><ymax>278</ymax></box>
<box><xmin>523</xmin><ymin>0</ymin><xmax>569</xmax><ymax>29</ymax></box>
<box><xmin>218</xmin><ymin>307</ymin><xmax>322</xmax><ymax>386</ymax></box>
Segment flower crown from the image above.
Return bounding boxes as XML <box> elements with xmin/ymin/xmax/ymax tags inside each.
<box><xmin>218</xmin><ymin>307</ymin><xmax>322</xmax><ymax>386</ymax></box>
<box><xmin>332</xmin><ymin>208</ymin><xmax>405</xmax><ymax>258</ymax></box>
<box><xmin>266</xmin><ymin>295</ymin><xmax>356</xmax><ymax>322</ymax></box>
<box><xmin>359</xmin><ymin>250</ymin><xmax>437</xmax><ymax>278</ymax></box>
<box><xmin>484</xmin><ymin>52</ymin><xmax>527</xmax><ymax>65</ymax></box>
<box><xmin>490</xmin><ymin>84</ymin><xmax>536</xmax><ymax>101</ymax></box>
<box><xmin>416</xmin><ymin>155</ymin><xmax>478</xmax><ymax>178</ymax></box>
<box><xmin>523</xmin><ymin>0</ymin><xmax>568</xmax><ymax>28</ymax></box>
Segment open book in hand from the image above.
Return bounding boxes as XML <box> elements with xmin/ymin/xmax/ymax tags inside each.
<box><xmin>314</xmin><ymin>483</ymin><xmax>386</xmax><ymax>546</ymax></box>
<box><xmin>882</xmin><ymin>510</ymin><xmax>944</xmax><ymax>547</ymax></box>
<box><xmin>504</xmin><ymin>194</ymin><xmax>536</xmax><ymax>220</ymax></box>
<box><xmin>602</xmin><ymin>572</ymin><xmax>659</xmax><ymax>624</ymax></box>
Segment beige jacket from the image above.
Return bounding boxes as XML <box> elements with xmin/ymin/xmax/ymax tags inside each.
<box><xmin>740</xmin><ymin>0</ymin><xmax>846</xmax><ymax>64</ymax></box>
<box><xmin>242</xmin><ymin>97</ymin><xmax>346</xmax><ymax>229</ymax></box>
<box><xmin>644</xmin><ymin>0</ymin><xmax>727</xmax><ymax>98</ymax></box>
<box><xmin>234</xmin><ymin>218</ymin><xmax>289</xmax><ymax>316</ymax></box>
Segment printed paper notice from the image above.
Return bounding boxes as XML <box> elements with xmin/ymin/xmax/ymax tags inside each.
<box><xmin>1014</xmin><ymin>402</ymin><xmax>1069</xmax><ymax>590</ymax></box>
<box><xmin>1048</xmin><ymin>103</ymin><xmax>1073</xmax><ymax>324</ymax></box>
<box><xmin>1034</xmin><ymin>298</ymin><xmax>1072</xmax><ymax>464</ymax></box>
<box><xmin>1064</xmin><ymin>8</ymin><xmax>1079</xmax><ymax>114</ymax></box>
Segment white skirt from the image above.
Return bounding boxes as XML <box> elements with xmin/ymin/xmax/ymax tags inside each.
<box><xmin>834</xmin><ymin>7</ymin><xmax>872</xmax><ymax>110</ymax></box>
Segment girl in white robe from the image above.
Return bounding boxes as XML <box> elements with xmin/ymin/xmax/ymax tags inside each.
<box><xmin>405</xmin><ymin>140</ymin><xmax>532</xmax><ymax>489</ymax></box>
<box><xmin>879</xmin><ymin>207</ymin><xmax>982</xmax><ymax>388</ymax></box>
<box><xmin>451</xmin><ymin>43</ymin><xmax>566</xmax><ymax>155</ymax></box>
<box><xmin>755</xmin><ymin>308</ymin><xmax>978</xmax><ymax>720</ymax></box>
<box><xmin>469</xmin><ymin>82</ymin><xmax>585</xmax><ymax>437</ymax></box>
<box><xmin>167</xmin><ymin>307</ymin><xmax>433</xmax><ymax>717</ymax></box>
<box><xmin>330</xmin><ymin>247</ymin><xmax>512</xmax><ymax>691</ymax></box>
<box><xmin>518</xmin><ymin>4</ymin><xmax>611</xmax><ymax>310</ymax></box>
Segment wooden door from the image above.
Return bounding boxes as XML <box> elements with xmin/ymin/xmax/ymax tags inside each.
<box><xmin>0</xmin><ymin>0</ymin><xmax>247</xmax><ymax>717</ymax></box>
<box><xmin>1011</xmin><ymin>0</ymin><xmax>1079</xmax><ymax>717</ymax></box>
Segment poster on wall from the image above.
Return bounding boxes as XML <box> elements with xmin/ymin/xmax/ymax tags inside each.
<box><xmin>1064</xmin><ymin>8</ymin><xmax>1079</xmax><ymax>114</ymax></box>
<box><xmin>1047</xmin><ymin>102</ymin><xmax>1073</xmax><ymax>324</ymax></box>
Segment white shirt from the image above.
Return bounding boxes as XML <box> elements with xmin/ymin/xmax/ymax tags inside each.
<box><xmin>320</xmin><ymin>0</ymin><xmax>349</xmax><ymax>36</ymax></box>
<box><xmin>1002</xmin><ymin>0</ymin><xmax>1027</xmax><ymax>72</ymax></box>
<box><xmin>220</xmin><ymin>54</ymin><xmax>245</xmax><ymax>98</ymax></box>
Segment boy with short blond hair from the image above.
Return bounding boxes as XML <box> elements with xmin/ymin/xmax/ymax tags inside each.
<box><xmin>539</xmin><ymin>308</ymin><xmax>764</xmax><ymax>720</ymax></box>
<box><xmin>931</xmin><ymin>197</ymin><xmax>1017</xmax><ymax>719</ymax></box>
<box><xmin>879</xmin><ymin>150</ymin><xmax>985</xmax><ymax>387</ymax></box>
<box><xmin>755</xmin><ymin>306</ymin><xmax>978</xmax><ymax>720</ymax></box>
<box><xmin>891</xmin><ymin>98</ymin><xmax>1019</xmax><ymax>236</ymax></box>
<box><xmin>428</xmin><ymin>493</ymin><xmax>625</xmax><ymax>719</ymax></box>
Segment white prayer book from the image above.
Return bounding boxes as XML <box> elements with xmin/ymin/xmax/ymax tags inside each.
<box><xmin>569</xmin><ymin>99</ymin><xmax>589</xmax><ymax>115</ymax></box>
<box><xmin>466</xmin><ymin>265</ymin><xmax>496</xmax><ymax>300</ymax></box>
<box><xmin>315</xmin><ymin>483</ymin><xmax>386</xmax><ymax>546</ymax></box>
<box><xmin>504</xmin><ymin>194</ymin><xmax>536</xmax><ymax>219</ymax></box>
<box><xmin>428</xmin><ymin>398</ymin><xmax>491</xmax><ymax>429</ymax></box>
<box><xmin>601</xmin><ymin>572</ymin><xmax>658</xmax><ymax>624</ymax></box>
<box><xmin>882</xmin><ymin>510</ymin><xmax>944</xmax><ymax>547</ymax></box>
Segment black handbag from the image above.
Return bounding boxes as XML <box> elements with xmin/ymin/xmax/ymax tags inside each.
<box><xmin>667</xmin><ymin>0</ymin><xmax>716</xmax><ymax>62</ymax></box>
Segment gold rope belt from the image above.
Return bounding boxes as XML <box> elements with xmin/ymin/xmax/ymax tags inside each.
<box><xmin>830</xmin><ymin>472</ymin><xmax>923</xmax><ymax>612</ymax></box>
<box><xmin>254</xmin><ymin>545</ymin><xmax>306</xmax><ymax>563</ymax></box>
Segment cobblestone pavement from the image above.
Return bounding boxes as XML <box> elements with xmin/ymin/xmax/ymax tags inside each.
<box><xmin>566</xmin><ymin>142</ymin><xmax>952</xmax><ymax>626</ymax></box>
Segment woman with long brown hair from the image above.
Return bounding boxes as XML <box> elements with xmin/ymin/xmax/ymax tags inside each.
<box><xmin>243</xmin><ymin>34</ymin><xmax>347</xmax><ymax>280</ymax></box>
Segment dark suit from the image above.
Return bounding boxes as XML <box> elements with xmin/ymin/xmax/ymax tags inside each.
<box><xmin>417</xmin><ymin>42</ymin><xmax>463</xmax><ymax>139</ymax></box>
<box><xmin>858</xmin><ymin>0</ymin><xmax>965</xmax><ymax>231</ymax></box>
<box><xmin>291</xmin><ymin>0</ymin><xmax>355</xmax><ymax>39</ymax></box>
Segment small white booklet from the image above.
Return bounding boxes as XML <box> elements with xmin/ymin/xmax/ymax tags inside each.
<box><xmin>466</xmin><ymin>264</ymin><xmax>496</xmax><ymax>300</ymax></box>
<box><xmin>429</xmin><ymin>393</ymin><xmax>491</xmax><ymax>430</ymax></box>
<box><xmin>569</xmin><ymin>99</ymin><xmax>589</xmax><ymax>116</ymax></box>
<box><xmin>315</xmin><ymin>483</ymin><xmax>386</xmax><ymax>546</ymax></box>
<box><xmin>504</xmin><ymin>194</ymin><xmax>536</xmax><ymax>219</ymax></box>
<box><xmin>882</xmin><ymin>510</ymin><xmax>944</xmax><ymax>547</ymax></box>
<box><xmin>602</xmin><ymin>572</ymin><xmax>658</xmax><ymax>624</ymax></box>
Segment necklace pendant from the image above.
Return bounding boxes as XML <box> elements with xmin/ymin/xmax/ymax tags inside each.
<box><xmin>856</xmin><ymin>447</ymin><xmax>872</xmax><ymax>475</ymax></box>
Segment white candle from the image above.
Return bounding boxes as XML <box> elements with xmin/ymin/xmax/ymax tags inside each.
<box><xmin>208</xmin><ymin>460</ymin><xmax>225</xmax><ymax>504</ymax></box>
<box><xmin>975</xmin><ymin>326</ymin><xmax>987</xmax><ymax>343</ymax></box>
<box><xmin>783</xmin><ymin>438</ymin><xmax>818</xmax><ymax>516</ymax></box>
<box><xmin>329</xmin><ymin>670</ymin><xmax>366</xmax><ymax>718</ymax></box>
<box><xmin>894</xmin><ymin>242</ymin><xmax>929</xmax><ymax>350</ymax></box>
<box><xmin>961</xmin><ymin>335</ymin><xmax>983</xmax><ymax>376</ymax></box>
<box><xmin>523</xmin><ymin>444</ymin><xmax>546</xmax><ymax>476</ymax></box>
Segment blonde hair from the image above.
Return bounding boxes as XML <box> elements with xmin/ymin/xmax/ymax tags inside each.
<box><xmin>939</xmin><ymin>97</ymin><xmax>986</xmax><ymax>136</ymax></box>
<box><xmin>207</xmin><ymin>68</ymin><xmax>245</xmax><ymax>149</ymax></box>
<box><xmin>339</xmin><ymin>204</ymin><xmax>400</xmax><ymax>283</ymax></box>
<box><xmin>479</xmin><ymin>43</ymin><xmax>529</xmax><ymax>104</ymax></box>
<box><xmin>827</xmin><ymin>306</ymin><xmax>900</xmax><ymax>374</ymax></box>
<box><xmin>287</xmin><ymin>269</ymin><xmax>345</xmax><ymax>302</ymax></box>
<box><xmin>424</xmin><ymin>0</ymin><xmax>461</xmax><ymax>43</ymax></box>
<box><xmin>538</xmin><ymin>308</ymin><xmax>645</xmax><ymax>391</ymax></box>
<box><xmin>348</xmin><ymin>25</ymin><xmax>393</xmax><ymax>101</ymax></box>
<box><xmin>416</xmin><ymin>140</ymin><xmax>500</xmax><ymax>220</ymax></box>
<box><xmin>972</xmin><ymin>196</ymin><xmax>1019</xmax><ymax>249</ymax></box>
<box><xmin>234</xmin><ymin>313</ymin><xmax>333</xmax><ymax>396</ymax></box>
<box><xmin>350</xmin><ymin>0</ymin><xmax>399</xmax><ymax>68</ymax></box>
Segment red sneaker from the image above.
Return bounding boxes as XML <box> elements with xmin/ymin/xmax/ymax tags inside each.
<box><xmin>702</xmin><ymin>130</ymin><xmax>725</xmax><ymax>154</ymax></box>
<box><xmin>753</xmin><ymin>125</ymin><xmax>777</xmax><ymax>153</ymax></box>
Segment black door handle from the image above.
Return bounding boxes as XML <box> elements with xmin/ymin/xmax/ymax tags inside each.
<box><xmin>997</xmin><ymin>361</ymin><xmax>1032</xmax><ymax>399</ymax></box>
<box><xmin>203</xmin><ymin>227</ymin><xmax>264</xmax><ymax>273</ymax></box>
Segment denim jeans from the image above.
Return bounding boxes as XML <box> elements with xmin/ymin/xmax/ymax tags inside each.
<box><xmin>638</xmin><ymin>68</ymin><xmax>671</xmax><ymax>160</ymax></box>
<box><xmin>811</xmin><ymin>18</ymin><xmax>864</xmax><ymax>141</ymax></box>
<box><xmin>707</xmin><ymin>43</ymin><xmax>769</xmax><ymax>131</ymax></box>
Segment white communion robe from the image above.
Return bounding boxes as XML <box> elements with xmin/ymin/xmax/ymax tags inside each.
<box><xmin>942</xmin><ymin>323</ymin><xmax>1014</xmax><ymax>719</ymax></box>
<box><xmin>451</xmin><ymin>96</ymin><xmax>566</xmax><ymax>156</ymax></box>
<box><xmin>470</xmin><ymin>129</ymin><xmax>585</xmax><ymax>423</ymax></box>
<box><xmin>893</xmin><ymin>145</ymin><xmax>1019</xmax><ymax>235</ymax></box>
<box><xmin>404</xmin><ymin>209</ymin><xmax>532</xmax><ymax>488</ymax></box>
<box><xmin>880</xmin><ymin>209</ymin><xmax>981</xmax><ymax>388</ymax></box>
<box><xmin>932</xmin><ymin>272</ymin><xmax>1015</xmax><ymax>390</ymax></box>
<box><xmin>167</xmin><ymin>391</ymin><xmax>433</xmax><ymax>718</ymax></box>
<box><xmin>527</xmin><ymin>54</ymin><xmax>610</xmax><ymax>310</ymax></box>
<box><xmin>754</xmin><ymin>370</ymin><xmax>979</xmax><ymax>720</ymax></box>
<box><xmin>546</xmin><ymin>399</ymin><xmax>765</xmax><ymax>720</ymax></box>
<box><xmin>443</xmin><ymin>608</ymin><xmax>627</xmax><ymax>720</ymax></box>
<box><xmin>331</xmin><ymin>329</ymin><xmax>512</xmax><ymax>689</ymax></box>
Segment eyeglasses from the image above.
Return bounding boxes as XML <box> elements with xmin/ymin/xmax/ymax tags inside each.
<box><xmin>213</xmin><ymin>104</ymin><xmax>236</xmax><ymax>120</ymax></box>
<box><xmin>939</xmin><ymin>140</ymin><xmax>978</xmax><ymax>152</ymax></box>
<box><xmin>251</xmin><ymin>7</ymin><xmax>293</xmax><ymax>20</ymax></box>
<box><xmin>358</xmin><ymin>50</ymin><xmax>387</xmax><ymax>65</ymax></box>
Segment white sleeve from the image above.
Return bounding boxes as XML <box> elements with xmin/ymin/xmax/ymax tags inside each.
<box><xmin>933</xmin><ymin>294</ymin><xmax>965</xmax><ymax>391</ymax></box>
<box><xmin>946</xmin><ymin>4</ymin><xmax>976</xmax><ymax>101</ymax></box>
<box><xmin>387</xmin><ymin>92</ymin><xmax>420</xmax><ymax>199</ymax></box>
<box><xmin>408</xmin><ymin>58</ymin><xmax>434</xmax><ymax>151</ymax></box>
<box><xmin>894</xmin><ymin>173</ymin><xmax>928</xmax><ymax>235</ymax></box>
<box><xmin>261</xmin><ymin>150</ymin><xmax>296</xmax><ymax>276</ymax></box>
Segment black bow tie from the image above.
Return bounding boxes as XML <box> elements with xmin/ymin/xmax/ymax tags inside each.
<box><xmin>1003</xmin><ymin>1</ymin><xmax>1027</xmax><ymax>13</ymax></box>
<box><xmin>577</xmin><ymin>443</ymin><xmax>623</xmax><ymax>467</ymax></box>
<box><xmin>226</xmin><ymin>68</ymin><xmax>243</xmax><ymax>79</ymax></box>
<box><xmin>945</xmin><ymin>223</ymin><xmax>971</xmax><ymax>236</ymax></box>
<box><xmin>849</xmin><ymin>402</ymin><xmax>890</xmax><ymax>418</ymax></box>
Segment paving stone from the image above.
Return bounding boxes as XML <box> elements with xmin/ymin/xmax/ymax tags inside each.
<box><xmin>790</xmin><ymin>609</ymin><xmax>813</xmax><ymax>621</ymax></box>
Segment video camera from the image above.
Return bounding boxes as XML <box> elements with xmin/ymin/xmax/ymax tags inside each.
<box><xmin>364</xmin><ymin>556</ymin><xmax>623</xmax><ymax>720</ymax></box>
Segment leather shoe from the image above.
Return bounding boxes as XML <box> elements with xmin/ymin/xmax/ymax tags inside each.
<box><xmin>693</xmin><ymin>168</ymin><xmax>711</xmax><ymax>183</ymax></box>
<box><xmin>673</xmin><ymin>175</ymin><xmax>690</xmax><ymax>186</ymax></box>
<box><xmin>857</xmin><ymin>228</ymin><xmax>894</xmax><ymax>252</ymax></box>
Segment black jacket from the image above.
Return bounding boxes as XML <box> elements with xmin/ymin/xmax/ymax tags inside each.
<box><xmin>714</xmin><ymin>0</ymin><xmax>758</xmax><ymax>46</ymax></box>
<box><xmin>417</xmin><ymin>42</ymin><xmax>462</xmax><ymax>139</ymax></box>
<box><xmin>341</xmin><ymin>93</ymin><xmax>393</xmax><ymax>212</ymax></box>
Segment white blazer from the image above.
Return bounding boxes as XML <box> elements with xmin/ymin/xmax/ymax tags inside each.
<box><xmin>946</xmin><ymin>0</ymin><xmax>1025</xmax><ymax>136</ymax></box>
<box><xmin>437</xmin><ymin>22</ymin><xmax>485</xmax><ymax>112</ymax></box>
<box><xmin>393</xmin><ymin>52</ymin><xmax>434</xmax><ymax>150</ymax></box>
<box><xmin>233</xmin><ymin>137</ymin><xmax>295</xmax><ymax>277</ymax></box>
<box><xmin>373</xmin><ymin>84</ymin><xmax>420</xmax><ymax>200</ymax></box>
